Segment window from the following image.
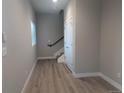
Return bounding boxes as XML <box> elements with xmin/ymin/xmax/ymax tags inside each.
<box><xmin>31</xmin><ymin>21</ymin><xmax>36</xmax><ymax>46</ymax></box>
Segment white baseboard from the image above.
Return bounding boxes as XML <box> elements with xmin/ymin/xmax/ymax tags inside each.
<box><xmin>64</xmin><ymin>63</ymin><xmax>75</xmax><ymax>75</ymax></box>
<box><xmin>37</xmin><ymin>56</ymin><xmax>56</xmax><ymax>60</ymax></box>
<box><xmin>99</xmin><ymin>73</ymin><xmax>122</xmax><ymax>91</ymax></box>
<box><xmin>21</xmin><ymin>60</ymin><xmax>37</xmax><ymax>93</ymax></box>
<box><xmin>73</xmin><ymin>72</ymin><xmax>100</xmax><ymax>78</ymax></box>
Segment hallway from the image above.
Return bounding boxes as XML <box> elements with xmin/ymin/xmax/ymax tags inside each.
<box><xmin>2</xmin><ymin>0</ymin><xmax>122</xmax><ymax>92</ymax></box>
<box><xmin>25</xmin><ymin>60</ymin><xmax>120</xmax><ymax>93</ymax></box>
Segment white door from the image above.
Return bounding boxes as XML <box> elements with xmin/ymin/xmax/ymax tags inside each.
<box><xmin>64</xmin><ymin>17</ymin><xmax>73</xmax><ymax>69</ymax></box>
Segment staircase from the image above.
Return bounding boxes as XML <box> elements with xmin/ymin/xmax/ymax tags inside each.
<box><xmin>54</xmin><ymin>48</ymin><xmax>65</xmax><ymax>63</ymax></box>
<box><xmin>57</xmin><ymin>54</ymin><xmax>65</xmax><ymax>63</ymax></box>
<box><xmin>46</xmin><ymin>10</ymin><xmax>64</xmax><ymax>63</ymax></box>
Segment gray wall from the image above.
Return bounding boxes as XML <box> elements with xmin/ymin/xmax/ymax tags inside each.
<box><xmin>100</xmin><ymin>0</ymin><xmax>122</xmax><ymax>84</ymax></box>
<box><xmin>2</xmin><ymin>0</ymin><xmax>36</xmax><ymax>93</ymax></box>
<box><xmin>36</xmin><ymin>13</ymin><xmax>64</xmax><ymax>57</ymax></box>
<box><xmin>75</xmin><ymin>0</ymin><xmax>101</xmax><ymax>73</ymax></box>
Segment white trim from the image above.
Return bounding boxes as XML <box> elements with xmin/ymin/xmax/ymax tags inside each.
<box><xmin>37</xmin><ymin>56</ymin><xmax>56</xmax><ymax>60</ymax></box>
<box><xmin>54</xmin><ymin>47</ymin><xmax>64</xmax><ymax>57</ymax></box>
<box><xmin>73</xmin><ymin>72</ymin><xmax>100</xmax><ymax>78</ymax></box>
<box><xmin>65</xmin><ymin>63</ymin><xmax>75</xmax><ymax>75</ymax></box>
<box><xmin>99</xmin><ymin>73</ymin><xmax>122</xmax><ymax>91</ymax></box>
<box><xmin>21</xmin><ymin>60</ymin><xmax>37</xmax><ymax>93</ymax></box>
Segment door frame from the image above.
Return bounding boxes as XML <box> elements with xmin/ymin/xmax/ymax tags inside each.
<box><xmin>64</xmin><ymin>16</ymin><xmax>75</xmax><ymax>72</ymax></box>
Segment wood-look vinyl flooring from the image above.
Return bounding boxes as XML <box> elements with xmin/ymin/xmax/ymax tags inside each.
<box><xmin>25</xmin><ymin>59</ymin><xmax>121</xmax><ymax>93</ymax></box>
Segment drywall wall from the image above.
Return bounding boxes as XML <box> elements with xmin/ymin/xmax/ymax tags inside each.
<box><xmin>100</xmin><ymin>0</ymin><xmax>122</xmax><ymax>84</ymax></box>
<box><xmin>36</xmin><ymin>13</ymin><xmax>64</xmax><ymax>57</ymax></box>
<box><xmin>75</xmin><ymin>0</ymin><xmax>101</xmax><ymax>73</ymax></box>
<box><xmin>2</xmin><ymin>0</ymin><xmax>36</xmax><ymax>93</ymax></box>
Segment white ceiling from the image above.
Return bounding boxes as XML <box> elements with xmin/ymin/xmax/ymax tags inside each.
<box><xmin>30</xmin><ymin>0</ymin><xmax>69</xmax><ymax>14</ymax></box>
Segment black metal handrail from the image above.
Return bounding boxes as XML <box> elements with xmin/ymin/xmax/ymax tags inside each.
<box><xmin>48</xmin><ymin>36</ymin><xmax>64</xmax><ymax>47</ymax></box>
